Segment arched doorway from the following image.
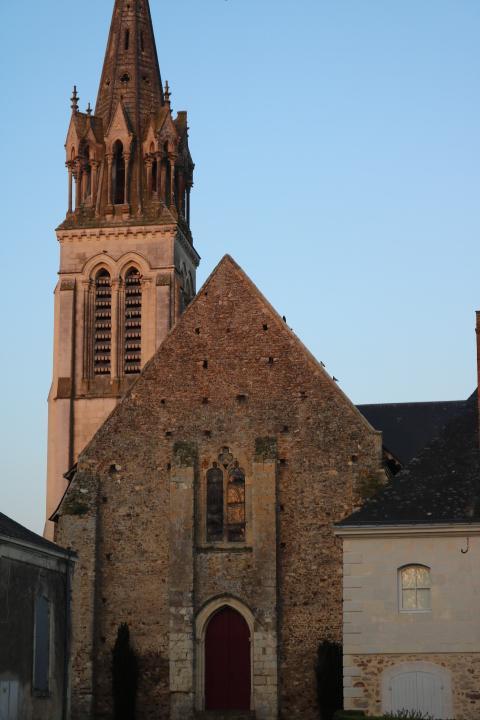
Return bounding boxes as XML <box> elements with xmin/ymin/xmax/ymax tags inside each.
<box><xmin>205</xmin><ymin>606</ymin><xmax>251</xmax><ymax>711</ymax></box>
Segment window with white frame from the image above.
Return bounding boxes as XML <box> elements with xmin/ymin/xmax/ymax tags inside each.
<box><xmin>399</xmin><ymin>565</ymin><xmax>431</xmax><ymax>612</ymax></box>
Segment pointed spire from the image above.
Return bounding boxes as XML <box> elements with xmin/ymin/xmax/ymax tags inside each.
<box><xmin>70</xmin><ymin>85</ymin><xmax>79</xmax><ymax>113</ymax></box>
<box><xmin>86</xmin><ymin>102</ymin><xmax>92</xmax><ymax>116</ymax></box>
<box><xmin>95</xmin><ymin>0</ymin><xmax>164</xmax><ymax>133</ymax></box>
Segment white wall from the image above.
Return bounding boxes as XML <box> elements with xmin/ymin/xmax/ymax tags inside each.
<box><xmin>342</xmin><ymin>532</ymin><xmax>480</xmax><ymax>655</ymax></box>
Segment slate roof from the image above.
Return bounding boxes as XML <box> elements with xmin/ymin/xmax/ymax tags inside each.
<box><xmin>342</xmin><ymin>391</ymin><xmax>480</xmax><ymax>525</ymax></box>
<box><xmin>357</xmin><ymin>400</ymin><xmax>467</xmax><ymax>465</ymax></box>
<box><xmin>0</xmin><ymin>511</ymin><xmax>70</xmax><ymax>555</ymax></box>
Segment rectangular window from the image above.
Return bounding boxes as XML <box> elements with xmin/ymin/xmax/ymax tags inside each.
<box><xmin>33</xmin><ymin>596</ymin><xmax>50</xmax><ymax>695</ymax></box>
<box><xmin>399</xmin><ymin>565</ymin><xmax>431</xmax><ymax>612</ymax></box>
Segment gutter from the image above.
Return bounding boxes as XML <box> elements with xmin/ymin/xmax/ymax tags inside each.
<box><xmin>334</xmin><ymin>522</ymin><xmax>480</xmax><ymax>539</ymax></box>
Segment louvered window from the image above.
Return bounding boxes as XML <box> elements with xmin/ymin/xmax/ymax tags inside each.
<box><xmin>124</xmin><ymin>268</ymin><xmax>142</xmax><ymax>374</ymax></box>
<box><xmin>94</xmin><ymin>270</ymin><xmax>112</xmax><ymax>375</ymax></box>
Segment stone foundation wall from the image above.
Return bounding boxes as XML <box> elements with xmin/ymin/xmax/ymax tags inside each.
<box><xmin>345</xmin><ymin>653</ymin><xmax>480</xmax><ymax>720</ymax></box>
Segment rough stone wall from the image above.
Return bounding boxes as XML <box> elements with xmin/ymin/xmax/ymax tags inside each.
<box><xmin>57</xmin><ymin>256</ymin><xmax>381</xmax><ymax>719</ymax></box>
<box><xmin>346</xmin><ymin>653</ymin><xmax>480</xmax><ymax>720</ymax></box>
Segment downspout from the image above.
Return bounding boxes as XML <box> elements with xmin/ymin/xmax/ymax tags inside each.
<box><xmin>62</xmin><ymin>551</ymin><xmax>75</xmax><ymax>720</ymax></box>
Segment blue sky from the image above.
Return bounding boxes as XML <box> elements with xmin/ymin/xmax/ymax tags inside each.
<box><xmin>1</xmin><ymin>0</ymin><xmax>480</xmax><ymax>533</ymax></box>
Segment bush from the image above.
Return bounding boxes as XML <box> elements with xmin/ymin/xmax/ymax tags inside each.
<box><xmin>316</xmin><ymin>641</ymin><xmax>343</xmax><ymax>720</ymax></box>
<box><xmin>112</xmin><ymin>623</ymin><xmax>138</xmax><ymax>720</ymax></box>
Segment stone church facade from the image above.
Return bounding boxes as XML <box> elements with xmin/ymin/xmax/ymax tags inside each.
<box><xmin>49</xmin><ymin>1</ymin><xmax>387</xmax><ymax>718</ymax></box>
<box><xmin>56</xmin><ymin>256</ymin><xmax>383</xmax><ymax>719</ymax></box>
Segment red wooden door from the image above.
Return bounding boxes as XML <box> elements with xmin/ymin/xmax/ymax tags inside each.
<box><xmin>205</xmin><ymin>606</ymin><xmax>251</xmax><ymax>711</ymax></box>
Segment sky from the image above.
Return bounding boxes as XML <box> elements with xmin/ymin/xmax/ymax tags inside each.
<box><xmin>1</xmin><ymin>0</ymin><xmax>480</xmax><ymax>534</ymax></box>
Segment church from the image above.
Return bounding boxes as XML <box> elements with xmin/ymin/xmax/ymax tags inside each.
<box><xmin>43</xmin><ymin>1</ymin><xmax>480</xmax><ymax>720</ymax></box>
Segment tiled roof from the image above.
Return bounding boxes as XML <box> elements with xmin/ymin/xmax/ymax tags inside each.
<box><xmin>357</xmin><ymin>400</ymin><xmax>466</xmax><ymax>465</ymax></box>
<box><xmin>0</xmin><ymin>512</ymin><xmax>70</xmax><ymax>555</ymax></box>
<box><xmin>342</xmin><ymin>391</ymin><xmax>480</xmax><ymax>525</ymax></box>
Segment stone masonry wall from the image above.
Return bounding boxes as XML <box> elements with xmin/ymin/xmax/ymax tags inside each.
<box><xmin>58</xmin><ymin>256</ymin><xmax>382</xmax><ymax>719</ymax></box>
<box><xmin>346</xmin><ymin>653</ymin><xmax>480</xmax><ymax>720</ymax></box>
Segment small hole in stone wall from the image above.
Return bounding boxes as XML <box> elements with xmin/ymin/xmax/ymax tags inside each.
<box><xmin>102</xmin><ymin>597</ymin><xmax>107</xmax><ymax>604</ymax></box>
<box><xmin>167</xmin><ymin>463</ymin><xmax>171</xmax><ymax>471</ymax></box>
<box><xmin>165</xmin><ymin>431</ymin><xmax>172</xmax><ymax>437</ymax></box>
<box><xmin>279</xmin><ymin>458</ymin><xmax>288</xmax><ymax>466</ymax></box>
<box><xmin>226</xmin><ymin>327</ymin><xmax>231</xmax><ymax>333</ymax></box>
<box><xmin>300</xmin><ymin>391</ymin><xmax>307</xmax><ymax>400</ymax></box>
<box><xmin>351</xmin><ymin>454</ymin><xmax>359</xmax><ymax>463</ymax></box>
<box><xmin>202</xmin><ymin>397</ymin><xmax>209</xmax><ymax>405</ymax></box>
<box><xmin>280</xmin><ymin>542</ymin><xmax>287</xmax><ymax>549</ymax></box>
<box><xmin>281</xmin><ymin>425</ymin><xmax>289</xmax><ymax>433</ymax></box>
<box><xmin>203</xmin><ymin>360</ymin><xmax>209</xmax><ymax>369</ymax></box>
<box><xmin>280</xmin><ymin>504</ymin><xmax>285</xmax><ymax>512</ymax></box>
<box><xmin>204</xmin><ymin>430</ymin><xmax>212</xmax><ymax>438</ymax></box>
<box><xmin>120</xmin><ymin>72</ymin><xmax>130</xmax><ymax>83</ymax></box>
<box><xmin>101</xmin><ymin>636</ymin><xmax>106</xmax><ymax>644</ymax></box>
<box><xmin>106</xmin><ymin>553</ymin><xmax>112</xmax><ymax>561</ymax></box>
<box><xmin>142</xmin><ymin>75</ymin><xmax>150</xmax><ymax>84</ymax></box>
<box><xmin>263</xmin><ymin>324</ymin><xmax>269</xmax><ymax>331</ymax></box>
<box><xmin>268</xmin><ymin>356</ymin><xmax>274</xmax><ymax>365</ymax></box>
<box><xmin>161</xmin><ymin>399</ymin><xmax>166</xmax><ymax>405</ymax></box>
<box><xmin>237</xmin><ymin>394</ymin><xmax>247</xmax><ymax>404</ymax></box>
<box><xmin>102</xmin><ymin>496</ymin><xmax>108</xmax><ymax>503</ymax></box>
<box><xmin>195</xmin><ymin>328</ymin><xmax>201</xmax><ymax>335</ymax></box>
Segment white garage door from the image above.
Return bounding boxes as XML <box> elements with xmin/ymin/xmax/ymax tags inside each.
<box><xmin>383</xmin><ymin>663</ymin><xmax>452</xmax><ymax>720</ymax></box>
<box><xmin>0</xmin><ymin>681</ymin><xmax>19</xmax><ymax>720</ymax></box>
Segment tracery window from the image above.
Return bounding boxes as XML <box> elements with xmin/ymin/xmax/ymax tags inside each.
<box><xmin>94</xmin><ymin>269</ymin><xmax>112</xmax><ymax>375</ymax></box>
<box><xmin>124</xmin><ymin>267</ymin><xmax>142</xmax><ymax>374</ymax></box>
<box><xmin>206</xmin><ymin>463</ymin><xmax>224</xmax><ymax>542</ymax></box>
<box><xmin>206</xmin><ymin>449</ymin><xmax>246</xmax><ymax>543</ymax></box>
<box><xmin>399</xmin><ymin>565</ymin><xmax>431</xmax><ymax>612</ymax></box>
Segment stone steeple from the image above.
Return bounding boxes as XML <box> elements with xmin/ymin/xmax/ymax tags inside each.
<box><xmin>61</xmin><ymin>0</ymin><xmax>194</xmax><ymax>228</ymax></box>
<box><xmin>46</xmin><ymin>0</ymin><xmax>199</xmax><ymax>538</ymax></box>
<box><xmin>95</xmin><ymin>0</ymin><xmax>164</xmax><ymax>131</ymax></box>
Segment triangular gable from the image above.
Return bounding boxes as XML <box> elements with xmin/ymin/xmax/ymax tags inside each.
<box><xmin>57</xmin><ymin>254</ymin><xmax>380</xmax><ymax>516</ymax></box>
<box><xmin>93</xmin><ymin>255</ymin><xmax>377</xmax><ymax>452</ymax></box>
<box><xmin>106</xmin><ymin>100</ymin><xmax>133</xmax><ymax>141</ymax></box>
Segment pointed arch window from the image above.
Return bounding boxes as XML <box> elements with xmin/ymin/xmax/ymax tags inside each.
<box><xmin>94</xmin><ymin>269</ymin><xmax>112</xmax><ymax>375</ymax></box>
<box><xmin>124</xmin><ymin>267</ymin><xmax>142</xmax><ymax>375</ymax></box>
<box><xmin>84</xmin><ymin>145</ymin><xmax>92</xmax><ymax>200</ymax></box>
<box><xmin>112</xmin><ymin>140</ymin><xmax>125</xmax><ymax>205</ymax></box>
<box><xmin>207</xmin><ymin>464</ymin><xmax>224</xmax><ymax>542</ymax></box>
<box><xmin>206</xmin><ymin>450</ymin><xmax>246</xmax><ymax>544</ymax></box>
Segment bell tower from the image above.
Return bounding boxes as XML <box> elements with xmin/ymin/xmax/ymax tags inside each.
<box><xmin>46</xmin><ymin>0</ymin><xmax>199</xmax><ymax>537</ymax></box>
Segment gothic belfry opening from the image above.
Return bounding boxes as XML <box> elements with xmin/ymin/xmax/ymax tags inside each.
<box><xmin>46</xmin><ymin>0</ymin><xmax>200</xmax><ymax>537</ymax></box>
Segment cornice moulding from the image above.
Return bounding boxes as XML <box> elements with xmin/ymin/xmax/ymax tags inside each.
<box><xmin>334</xmin><ymin>522</ymin><xmax>480</xmax><ymax>539</ymax></box>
